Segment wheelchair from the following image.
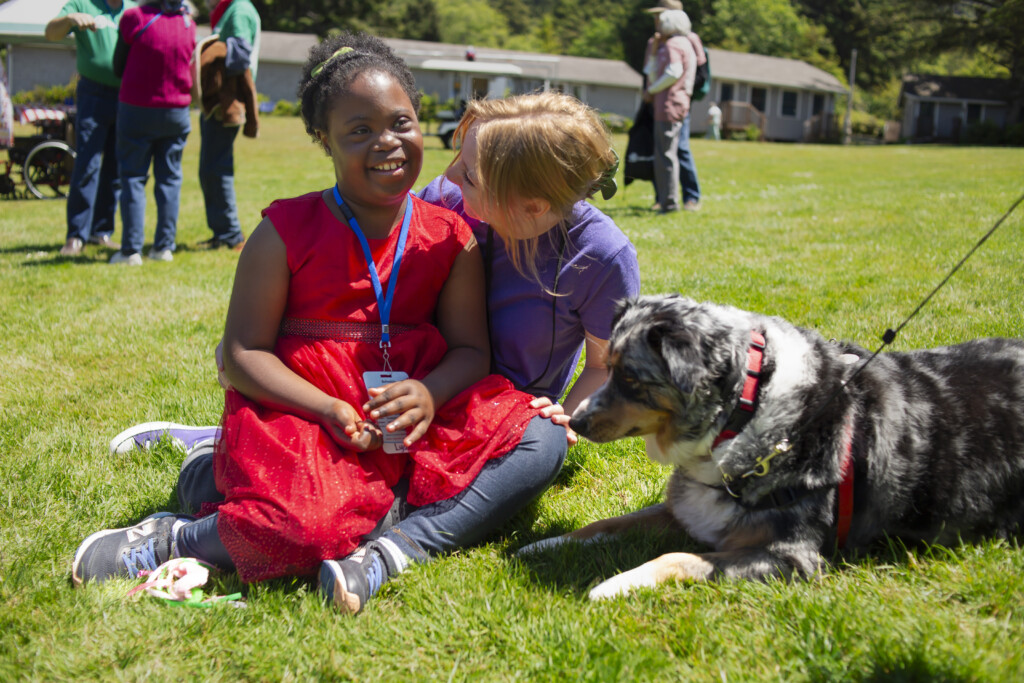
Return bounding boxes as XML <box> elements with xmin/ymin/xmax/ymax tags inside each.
<box><xmin>0</xmin><ymin>106</ymin><xmax>76</xmax><ymax>200</ymax></box>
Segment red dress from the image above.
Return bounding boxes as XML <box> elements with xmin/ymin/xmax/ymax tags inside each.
<box><xmin>211</xmin><ymin>191</ymin><xmax>539</xmax><ymax>582</ymax></box>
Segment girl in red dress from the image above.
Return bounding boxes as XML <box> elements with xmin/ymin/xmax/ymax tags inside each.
<box><xmin>73</xmin><ymin>33</ymin><xmax>540</xmax><ymax>610</ymax></box>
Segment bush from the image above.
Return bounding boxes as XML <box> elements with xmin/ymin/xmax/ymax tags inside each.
<box><xmin>962</xmin><ymin>120</ymin><xmax>1005</xmax><ymax>146</ymax></box>
<box><xmin>850</xmin><ymin>110</ymin><xmax>884</xmax><ymax>138</ymax></box>
<box><xmin>419</xmin><ymin>93</ymin><xmax>439</xmax><ymax>130</ymax></box>
<box><xmin>1005</xmin><ymin>122</ymin><xmax>1024</xmax><ymax>147</ymax></box>
<box><xmin>600</xmin><ymin>112</ymin><xmax>630</xmax><ymax>134</ymax></box>
<box><xmin>271</xmin><ymin>100</ymin><xmax>301</xmax><ymax>117</ymax></box>
<box><xmin>12</xmin><ymin>78</ymin><xmax>77</xmax><ymax>105</ymax></box>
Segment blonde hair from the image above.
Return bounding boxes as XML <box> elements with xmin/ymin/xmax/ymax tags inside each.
<box><xmin>449</xmin><ymin>91</ymin><xmax>616</xmax><ymax>282</ymax></box>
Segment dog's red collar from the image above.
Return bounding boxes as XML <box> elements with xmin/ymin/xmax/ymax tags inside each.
<box><xmin>712</xmin><ymin>330</ymin><xmax>766</xmax><ymax>449</ymax></box>
<box><xmin>836</xmin><ymin>413</ymin><xmax>856</xmax><ymax>548</ymax></box>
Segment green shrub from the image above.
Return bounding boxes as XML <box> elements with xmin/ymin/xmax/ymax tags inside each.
<box><xmin>12</xmin><ymin>78</ymin><xmax>77</xmax><ymax>105</ymax></box>
<box><xmin>419</xmin><ymin>93</ymin><xmax>439</xmax><ymax>130</ymax></box>
<box><xmin>271</xmin><ymin>100</ymin><xmax>301</xmax><ymax>117</ymax></box>
<box><xmin>1005</xmin><ymin>122</ymin><xmax>1024</xmax><ymax>147</ymax></box>
<box><xmin>600</xmin><ymin>112</ymin><xmax>630</xmax><ymax>134</ymax></box>
<box><xmin>744</xmin><ymin>123</ymin><xmax>762</xmax><ymax>141</ymax></box>
<box><xmin>962</xmin><ymin>120</ymin><xmax>1004</xmax><ymax>146</ymax></box>
<box><xmin>850</xmin><ymin>110</ymin><xmax>884</xmax><ymax>137</ymax></box>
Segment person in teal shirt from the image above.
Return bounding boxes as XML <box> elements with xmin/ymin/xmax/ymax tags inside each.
<box><xmin>46</xmin><ymin>0</ymin><xmax>137</xmax><ymax>256</ymax></box>
<box><xmin>197</xmin><ymin>0</ymin><xmax>260</xmax><ymax>251</ymax></box>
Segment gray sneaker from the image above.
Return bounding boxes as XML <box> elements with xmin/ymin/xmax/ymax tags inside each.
<box><xmin>319</xmin><ymin>542</ymin><xmax>392</xmax><ymax>615</ymax></box>
<box><xmin>72</xmin><ymin>513</ymin><xmax>190</xmax><ymax>586</ymax></box>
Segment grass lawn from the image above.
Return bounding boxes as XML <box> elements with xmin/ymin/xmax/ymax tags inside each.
<box><xmin>1</xmin><ymin>113</ymin><xmax>1023</xmax><ymax>681</ymax></box>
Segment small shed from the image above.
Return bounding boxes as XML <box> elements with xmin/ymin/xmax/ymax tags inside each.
<box><xmin>899</xmin><ymin>74</ymin><xmax>1013</xmax><ymax>141</ymax></box>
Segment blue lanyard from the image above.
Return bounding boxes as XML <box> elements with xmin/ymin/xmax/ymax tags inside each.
<box><xmin>333</xmin><ymin>185</ymin><xmax>413</xmax><ymax>347</ymax></box>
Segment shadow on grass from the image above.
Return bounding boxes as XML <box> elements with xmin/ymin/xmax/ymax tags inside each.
<box><xmin>601</xmin><ymin>205</ymin><xmax>661</xmax><ymax>219</ymax></box>
<box><xmin>4</xmin><ymin>241</ymin><xmax>234</xmax><ymax>266</ymax></box>
<box><xmin>509</xmin><ymin>519</ymin><xmax>996</xmax><ymax>599</ymax></box>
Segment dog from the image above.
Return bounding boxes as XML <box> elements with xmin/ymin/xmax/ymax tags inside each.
<box><xmin>520</xmin><ymin>295</ymin><xmax>1024</xmax><ymax>600</ymax></box>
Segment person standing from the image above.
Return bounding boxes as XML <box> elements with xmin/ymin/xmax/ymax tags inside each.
<box><xmin>109</xmin><ymin>0</ymin><xmax>196</xmax><ymax>265</ymax></box>
<box><xmin>197</xmin><ymin>0</ymin><xmax>261</xmax><ymax>251</ymax></box>
<box><xmin>644</xmin><ymin>9</ymin><xmax>697</xmax><ymax>214</ymax></box>
<box><xmin>707</xmin><ymin>101</ymin><xmax>722</xmax><ymax>140</ymax></box>
<box><xmin>46</xmin><ymin>0</ymin><xmax>137</xmax><ymax>256</ymax></box>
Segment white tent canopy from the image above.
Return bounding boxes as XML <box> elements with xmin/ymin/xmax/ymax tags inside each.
<box><xmin>0</xmin><ymin>0</ymin><xmax>71</xmax><ymax>45</ymax></box>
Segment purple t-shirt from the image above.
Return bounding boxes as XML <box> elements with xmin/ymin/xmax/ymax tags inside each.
<box><xmin>118</xmin><ymin>6</ymin><xmax>196</xmax><ymax>108</ymax></box>
<box><xmin>418</xmin><ymin>176</ymin><xmax>641</xmax><ymax>401</ymax></box>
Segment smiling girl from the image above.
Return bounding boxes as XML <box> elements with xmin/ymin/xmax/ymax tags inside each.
<box><xmin>72</xmin><ymin>33</ymin><xmax>543</xmax><ymax>609</ymax></box>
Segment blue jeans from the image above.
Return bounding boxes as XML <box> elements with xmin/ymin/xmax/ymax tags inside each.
<box><xmin>198</xmin><ymin>115</ymin><xmax>245</xmax><ymax>246</ymax></box>
<box><xmin>677</xmin><ymin>112</ymin><xmax>701</xmax><ymax>204</ymax></box>
<box><xmin>66</xmin><ymin>77</ymin><xmax>120</xmax><ymax>243</ymax></box>
<box><xmin>116</xmin><ymin>103</ymin><xmax>190</xmax><ymax>255</ymax></box>
<box><xmin>176</xmin><ymin>415</ymin><xmax>568</xmax><ymax>569</ymax></box>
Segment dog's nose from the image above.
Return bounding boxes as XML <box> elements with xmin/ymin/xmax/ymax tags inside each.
<box><xmin>569</xmin><ymin>413</ymin><xmax>590</xmax><ymax>436</ymax></box>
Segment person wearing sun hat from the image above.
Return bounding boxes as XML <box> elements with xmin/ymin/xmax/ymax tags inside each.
<box><xmin>645</xmin><ymin>0</ymin><xmax>683</xmax><ymax>13</ymax></box>
<box><xmin>643</xmin><ymin>9</ymin><xmax>698</xmax><ymax>213</ymax></box>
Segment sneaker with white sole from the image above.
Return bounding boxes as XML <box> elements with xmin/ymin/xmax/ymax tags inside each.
<box><xmin>109</xmin><ymin>251</ymin><xmax>143</xmax><ymax>266</ymax></box>
<box><xmin>72</xmin><ymin>513</ymin><xmax>192</xmax><ymax>586</ymax></box>
<box><xmin>109</xmin><ymin>422</ymin><xmax>221</xmax><ymax>455</ymax></box>
<box><xmin>319</xmin><ymin>538</ymin><xmax>408</xmax><ymax>615</ymax></box>
<box><xmin>148</xmin><ymin>248</ymin><xmax>174</xmax><ymax>262</ymax></box>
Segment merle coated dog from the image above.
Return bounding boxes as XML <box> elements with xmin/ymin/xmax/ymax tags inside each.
<box><xmin>520</xmin><ymin>295</ymin><xmax>1024</xmax><ymax>600</ymax></box>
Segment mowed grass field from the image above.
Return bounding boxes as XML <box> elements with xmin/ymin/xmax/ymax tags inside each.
<box><xmin>1</xmin><ymin>113</ymin><xmax>1023</xmax><ymax>681</ymax></box>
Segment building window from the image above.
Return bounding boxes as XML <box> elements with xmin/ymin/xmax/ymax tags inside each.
<box><xmin>751</xmin><ymin>87</ymin><xmax>767</xmax><ymax>113</ymax></box>
<box><xmin>812</xmin><ymin>94</ymin><xmax>824</xmax><ymax>115</ymax></box>
<box><xmin>967</xmin><ymin>103</ymin><xmax>982</xmax><ymax>124</ymax></box>
<box><xmin>781</xmin><ymin>91</ymin><xmax>797</xmax><ymax>117</ymax></box>
<box><xmin>720</xmin><ymin>83</ymin><xmax>734</xmax><ymax>102</ymax></box>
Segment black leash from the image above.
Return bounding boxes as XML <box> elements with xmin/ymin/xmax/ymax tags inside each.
<box><xmin>725</xmin><ymin>190</ymin><xmax>1024</xmax><ymax>487</ymax></box>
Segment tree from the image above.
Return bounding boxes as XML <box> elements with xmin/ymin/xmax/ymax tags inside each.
<box><xmin>436</xmin><ymin>0</ymin><xmax>511</xmax><ymax>47</ymax></box>
<box><xmin>920</xmin><ymin>0</ymin><xmax>1024</xmax><ymax>121</ymax></box>
<box><xmin>701</xmin><ymin>0</ymin><xmax>841</xmax><ymax>79</ymax></box>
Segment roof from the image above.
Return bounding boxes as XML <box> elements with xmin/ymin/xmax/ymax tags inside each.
<box><xmin>256</xmin><ymin>32</ymin><xmax>643</xmax><ymax>89</ymax></box>
<box><xmin>900</xmin><ymin>74</ymin><xmax>1011</xmax><ymax>104</ymax></box>
<box><xmin>707</xmin><ymin>48</ymin><xmax>847</xmax><ymax>94</ymax></box>
<box><xmin>0</xmin><ymin>0</ymin><xmax>68</xmax><ymax>44</ymax></box>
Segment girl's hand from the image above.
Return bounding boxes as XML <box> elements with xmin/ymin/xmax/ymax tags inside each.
<box><xmin>322</xmin><ymin>399</ymin><xmax>383</xmax><ymax>452</ymax></box>
<box><xmin>529</xmin><ymin>396</ymin><xmax>579</xmax><ymax>446</ymax></box>
<box><xmin>364</xmin><ymin>380</ymin><xmax>436</xmax><ymax>447</ymax></box>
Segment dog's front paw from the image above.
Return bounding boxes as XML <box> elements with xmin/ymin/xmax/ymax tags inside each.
<box><xmin>516</xmin><ymin>532</ymin><xmax>609</xmax><ymax>557</ymax></box>
<box><xmin>588</xmin><ymin>552</ymin><xmax>716</xmax><ymax>600</ymax></box>
<box><xmin>588</xmin><ymin>566</ymin><xmax>657</xmax><ymax>600</ymax></box>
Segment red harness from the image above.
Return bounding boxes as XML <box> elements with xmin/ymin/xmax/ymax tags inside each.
<box><xmin>713</xmin><ymin>330</ymin><xmax>857</xmax><ymax>548</ymax></box>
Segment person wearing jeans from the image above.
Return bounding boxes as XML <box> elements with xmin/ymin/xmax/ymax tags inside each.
<box><xmin>46</xmin><ymin>0</ymin><xmax>136</xmax><ymax>256</ymax></box>
<box><xmin>644</xmin><ymin>9</ymin><xmax>697</xmax><ymax>214</ymax></box>
<box><xmin>115</xmin><ymin>104</ymin><xmax>190</xmax><ymax>259</ymax></box>
<box><xmin>197</xmin><ymin>0</ymin><xmax>261</xmax><ymax>251</ymax></box>
<box><xmin>109</xmin><ymin>0</ymin><xmax>196</xmax><ymax>265</ymax></box>
<box><xmin>677</xmin><ymin>110</ymin><xmax>701</xmax><ymax>209</ymax></box>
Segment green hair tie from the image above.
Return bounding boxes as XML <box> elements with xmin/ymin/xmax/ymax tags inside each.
<box><xmin>312</xmin><ymin>46</ymin><xmax>355</xmax><ymax>78</ymax></box>
<box><xmin>591</xmin><ymin>149</ymin><xmax>619</xmax><ymax>200</ymax></box>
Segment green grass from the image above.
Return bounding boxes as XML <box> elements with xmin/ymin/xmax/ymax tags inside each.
<box><xmin>2</xmin><ymin>114</ymin><xmax>1023</xmax><ymax>681</ymax></box>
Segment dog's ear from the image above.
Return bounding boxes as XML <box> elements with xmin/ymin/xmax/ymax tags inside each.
<box><xmin>647</xmin><ymin>323</ymin><xmax>701</xmax><ymax>395</ymax></box>
<box><xmin>612</xmin><ymin>297</ymin><xmax>635</xmax><ymax>328</ymax></box>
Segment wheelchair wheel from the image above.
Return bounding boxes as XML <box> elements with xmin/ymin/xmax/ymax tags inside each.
<box><xmin>23</xmin><ymin>140</ymin><xmax>76</xmax><ymax>199</ymax></box>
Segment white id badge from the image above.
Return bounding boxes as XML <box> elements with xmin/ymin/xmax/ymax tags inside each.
<box><xmin>362</xmin><ymin>371</ymin><xmax>410</xmax><ymax>453</ymax></box>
